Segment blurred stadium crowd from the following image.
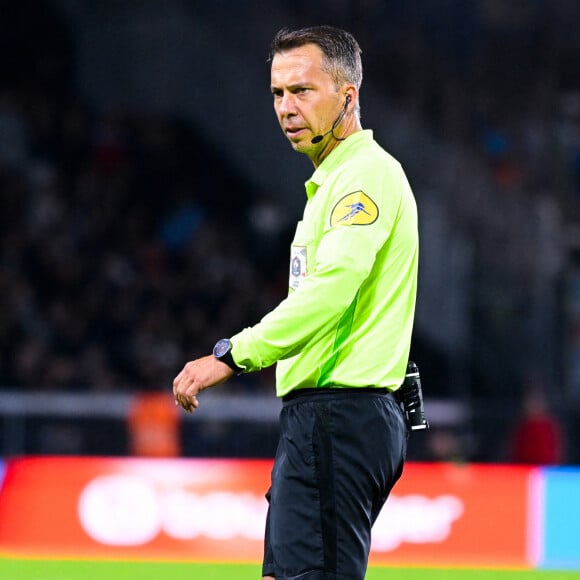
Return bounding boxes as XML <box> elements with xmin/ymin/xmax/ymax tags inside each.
<box><xmin>0</xmin><ymin>1</ymin><xmax>290</xmax><ymax>394</ymax></box>
<box><xmin>0</xmin><ymin>0</ymin><xmax>579</xmax><ymax>461</ymax></box>
<box><xmin>0</xmin><ymin>96</ymin><xmax>286</xmax><ymax>392</ymax></box>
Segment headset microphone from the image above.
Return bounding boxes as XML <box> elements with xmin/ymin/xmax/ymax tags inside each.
<box><xmin>311</xmin><ymin>95</ymin><xmax>351</xmax><ymax>144</ymax></box>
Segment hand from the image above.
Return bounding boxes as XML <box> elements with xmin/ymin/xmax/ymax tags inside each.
<box><xmin>173</xmin><ymin>355</ymin><xmax>235</xmax><ymax>413</ymax></box>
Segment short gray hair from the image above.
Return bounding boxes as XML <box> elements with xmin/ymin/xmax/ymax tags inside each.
<box><xmin>269</xmin><ymin>25</ymin><xmax>363</xmax><ymax>91</ymax></box>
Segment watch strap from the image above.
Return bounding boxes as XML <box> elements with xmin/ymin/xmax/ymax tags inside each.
<box><xmin>213</xmin><ymin>338</ymin><xmax>243</xmax><ymax>374</ymax></box>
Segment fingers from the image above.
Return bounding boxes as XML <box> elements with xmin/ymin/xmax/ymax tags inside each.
<box><xmin>173</xmin><ymin>355</ymin><xmax>233</xmax><ymax>414</ymax></box>
<box><xmin>177</xmin><ymin>394</ymin><xmax>198</xmax><ymax>414</ymax></box>
<box><xmin>174</xmin><ymin>389</ymin><xmax>198</xmax><ymax>413</ymax></box>
<box><xmin>173</xmin><ymin>363</ymin><xmax>202</xmax><ymax>413</ymax></box>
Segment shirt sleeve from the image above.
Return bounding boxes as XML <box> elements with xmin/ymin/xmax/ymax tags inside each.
<box><xmin>231</xmin><ymin>163</ymin><xmax>401</xmax><ymax>372</ymax></box>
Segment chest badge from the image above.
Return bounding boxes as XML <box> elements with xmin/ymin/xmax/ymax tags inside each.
<box><xmin>330</xmin><ymin>191</ymin><xmax>379</xmax><ymax>227</ymax></box>
<box><xmin>289</xmin><ymin>246</ymin><xmax>307</xmax><ymax>290</ymax></box>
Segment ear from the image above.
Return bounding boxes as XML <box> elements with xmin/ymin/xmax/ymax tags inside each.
<box><xmin>343</xmin><ymin>85</ymin><xmax>357</xmax><ymax>110</ymax></box>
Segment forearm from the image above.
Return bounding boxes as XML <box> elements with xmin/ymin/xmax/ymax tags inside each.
<box><xmin>232</xmin><ymin>243</ymin><xmax>373</xmax><ymax>371</ymax></box>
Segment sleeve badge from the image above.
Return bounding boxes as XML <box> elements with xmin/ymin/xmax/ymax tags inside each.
<box><xmin>330</xmin><ymin>191</ymin><xmax>379</xmax><ymax>227</ymax></box>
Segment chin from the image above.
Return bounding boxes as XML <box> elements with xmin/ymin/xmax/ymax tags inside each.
<box><xmin>289</xmin><ymin>139</ymin><xmax>309</xmax><ymax>153</ymax></box>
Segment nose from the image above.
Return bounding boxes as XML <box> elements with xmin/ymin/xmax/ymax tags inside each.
<box><xmin>277</xmin><ymin>93</ymin><xmax>296</xmax><ymax>117</ymax></box>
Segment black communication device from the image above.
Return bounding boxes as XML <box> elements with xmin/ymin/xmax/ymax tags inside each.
<box><xmin>395</xmin><ymin>361</ymin><xmax>430</xmax><ymax>431</ymax></box>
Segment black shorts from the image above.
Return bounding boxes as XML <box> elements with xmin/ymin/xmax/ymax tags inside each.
<box><xmin>262</xmin><ymin>387</ymin><xmax>407</xmax><ymax>579</ymax></box>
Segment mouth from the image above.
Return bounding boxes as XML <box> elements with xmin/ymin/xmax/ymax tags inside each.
<box><xmin>285</xmin><ymin>126</ymin><xmax>308</xmax><ymax>140</ymax></box>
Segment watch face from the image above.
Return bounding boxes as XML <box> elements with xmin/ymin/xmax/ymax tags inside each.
<box><xmin>213</xmin><ymin>338</ymin><xmax>231</xmax><ymax>358</ymax></box>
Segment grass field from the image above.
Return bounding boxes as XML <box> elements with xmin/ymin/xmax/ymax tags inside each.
<box><xmin>1</xmin><ymin>559</ymin><xmax>580</xmax><ymax>580</ymax></box>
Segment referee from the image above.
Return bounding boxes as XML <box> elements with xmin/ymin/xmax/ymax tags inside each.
<box><xmin>174</xmin><ymin>26</ymin><xmax>418</xmax><ymax>580</ymax></box>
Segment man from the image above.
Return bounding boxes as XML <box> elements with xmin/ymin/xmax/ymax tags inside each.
<box><xmin>173</xmin><ymin>25</ymin><xmax>418</xmax><ymax>579</ymax></box>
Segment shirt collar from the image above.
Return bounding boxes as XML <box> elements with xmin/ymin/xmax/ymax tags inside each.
<box><xmin>304</xmin><ymin>130</ymin><xmax>374</xmax><ymax>199</ymax></box>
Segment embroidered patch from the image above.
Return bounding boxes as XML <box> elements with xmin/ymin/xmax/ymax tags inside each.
<box><xmin>330</xmin><ymin>191</ymin><xmax>379</xmax><ymax>227</ymax></box>
<box><xmin>289</xmin><ymin>246</ymin><xmax>307</xmax><ymax>290</ymax></box>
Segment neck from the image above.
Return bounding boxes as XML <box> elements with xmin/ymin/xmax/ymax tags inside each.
<box><xmin>310</xmin><ymin>116</ymin><xmax>362</xmax><ymax>168</ymax></box>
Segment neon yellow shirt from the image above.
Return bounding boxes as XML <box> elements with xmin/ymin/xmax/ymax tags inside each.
<box><xmin>231</xmin><ymin>130</ymin><xmax>418</xmax><ymax>397</ymax></box>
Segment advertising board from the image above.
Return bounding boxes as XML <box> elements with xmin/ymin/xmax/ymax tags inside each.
<box><xmin>539</xmin><ymin>467</ymin><xmax>580</xmax><ymax>570</ymax></box>
<box><xmin>0</xmin><ymin>457</ymin><xmax>537</xmax><ymax>567</ymax></box>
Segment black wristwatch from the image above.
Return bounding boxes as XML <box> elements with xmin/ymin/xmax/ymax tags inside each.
<box><xmin>213</xmin><ymin>338</ymin><xmax>243</xmax><ymax>374</ymax></box>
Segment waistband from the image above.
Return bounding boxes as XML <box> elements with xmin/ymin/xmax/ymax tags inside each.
<box><xmin>282</xmin><ymin>386</ymin><xmax>392</xmax><ymax>405</ymax></box>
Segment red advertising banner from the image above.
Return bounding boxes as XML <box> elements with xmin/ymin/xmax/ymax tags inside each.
<box><xmin>0</xmin><ymin>457</ymin><xmax>533</xmax><ymax>567</ymax></box>
<box><xmin>369</xmin><ymin>462</ymin><xmax>532</xmax><ymax>568</ymax></box>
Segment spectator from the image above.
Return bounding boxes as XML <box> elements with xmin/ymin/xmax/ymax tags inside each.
<box><xmin>508</xmin><ymin>386</ymin><xmax>565</xmax><ymax>465</ymax></box>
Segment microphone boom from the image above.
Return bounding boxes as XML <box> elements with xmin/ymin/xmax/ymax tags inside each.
<box><xmin>310</xmin><ymin>96</ymin><xmax>350</xmax><ymax>144</ymax></box>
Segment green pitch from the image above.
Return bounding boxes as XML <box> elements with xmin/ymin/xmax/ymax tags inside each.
<box><xmin>1</xmin><ymin>559</ymin><xmax>579</xmax><ymax>580</ymax></box>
